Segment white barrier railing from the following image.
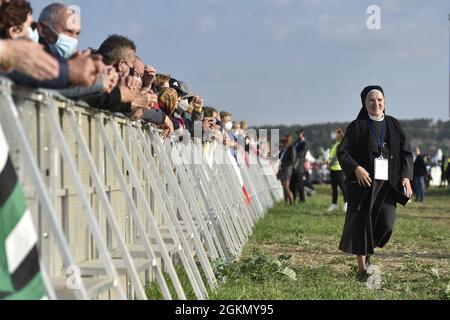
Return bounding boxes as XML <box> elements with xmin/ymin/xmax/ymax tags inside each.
<box><xmin>0</xmin><ymin>78</ymin><xmax>283</xmax><ymax>300</ymax></box>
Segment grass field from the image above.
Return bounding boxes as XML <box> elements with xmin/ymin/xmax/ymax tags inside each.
<box><xmin>211</xmin><ymin>186</ymin><xmax>450</xmax><ymax>300</ymax></box>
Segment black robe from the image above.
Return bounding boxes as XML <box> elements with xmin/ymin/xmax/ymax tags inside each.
<box><xmin>337</xmin><ymin>109</ymin><xmax>413</xmax><ymax>255</ymax></box>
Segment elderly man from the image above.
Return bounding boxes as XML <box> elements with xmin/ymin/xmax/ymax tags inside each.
<box><xmin>36</xmin><ymin>2</ymin><xmax>117</xmax><ymax>94</ymax></box>
<box><xmin>37</xmin><ymin>2</ymin><xmax>80</xmax><ymax>59</ymax></box>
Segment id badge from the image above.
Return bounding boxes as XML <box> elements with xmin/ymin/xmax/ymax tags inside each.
<box><xmin>374</xmin><ymin>157</ymin><xmax>389</xmax><ymax>181</ymax></box>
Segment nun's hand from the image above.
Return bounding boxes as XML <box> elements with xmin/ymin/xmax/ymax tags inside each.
<box><xmin>402</xmin><ymin>178</ymin><xmax>413</xmax><ymax>198</ymax></box>
<box><xmin>355</xmin><ymin>166</ymin><xmax>372</xmax><ymax>188</ymax></box>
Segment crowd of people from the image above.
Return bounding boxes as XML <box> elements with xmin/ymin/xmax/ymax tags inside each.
<box><xmin>0</xmin><ymin>0</ymin><xmax>268</xmax><ymax>158</ymax></box>
<box><xmin>277</xmin><ymin>123</ymin><xmax>450</xmax><ymax>209</ymax></box>
<box><xmin>2</xmin><ymin>1</ymin><xmax>449</xmax><ymax>289</ymax></box>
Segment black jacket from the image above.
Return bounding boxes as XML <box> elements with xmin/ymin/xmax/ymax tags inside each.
<box><xmin>413</xmin><ymin>155</ymin><xmax>427</xmax><ymax>178</ymax></box>
<box><xmin>280</xmin><ymin>145</ymin><xmax>296</xmax><ymax>168</ymax></box>
<box><xmin>293</xmin><ymin>140</ymin><xmax>308</xmax><ymax>174</ymax></box>
<box><xmin>81</xmin><ymin>87</ymin><xmax>132</xmax><ymax>114</ymax></box>
<box><xmin>337</xmin><ymin>109</ymin><xmax>413</xmax><ymax>205</ymax></box>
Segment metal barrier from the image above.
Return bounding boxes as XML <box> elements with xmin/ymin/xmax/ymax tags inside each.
<box><xmin>0</xmin><ymin>78</ymin><xmax>284</xmax><ymax>300</ymax></box>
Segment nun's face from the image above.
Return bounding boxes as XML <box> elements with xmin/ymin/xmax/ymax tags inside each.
<box><xmin>365</xmin><ymin>90</ymin><xmax>385</xmax><ymax>118</ymax></box>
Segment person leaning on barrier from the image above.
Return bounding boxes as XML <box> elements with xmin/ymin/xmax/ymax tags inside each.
<box><xmin>180</xmin><ymin>92</ymin><xmax>205</xmax><ymax>138</ymax></box>
<box><xmin>0</xmin><ymin>38</ymin><xmax>59</xmax><ymax>81</ymax></box>
<box><xmin>239</xmin><ymin>120</ymin><xmax>251</xmax><ymax>154</ymax></box>
<box><xmin>168</xmin><ymin>78</ymin><xmax>200</xmax><ymax>135</ymax></box>
<box><xmin>37</xmin><ymin>2</ymin><xmax>117</xmax><ymax>97</ymax></box>
<box><xmin>158</xmin><ymin>87</ymin><xmax>185</xmax><ymax>134</ymax></box>
<box><xmin>82</xmin><ymin>34</ymin><xmax>139</xmax><ymax>113</ymax></box>
<box><xmin>0</xmin><ymin>0</ymin><xmax>64</xmax><ymax>84</ymax></box>
<box><xmin>218</xmin><ymin>111</ymin><xmax>237</xmax><ymax>148</ymax></box>
<box><xmin>127</xmin><ymin>55</ymin><xmax>158</xmax><ymax>120</ymax></box>
<box><xmin>169</xmin><ymin>78</ymin><xmax>204</xmax><ymax>137</ymax></box>
<box><xmin>0</xmin><ymin>0</ymin><xmax>34</xmax><ymax>40</ymax></box>
<box><xmin>337</xmin><ymin>85</ymin><xmax>414</xmax><ymax>282</ymax></box>
<box><xmin>128</xmin><ymin>56</ymin><xmax>174</xmax><ymax>138</ymax></box>
<box><xmin>202</xmin><ymin>106</ymin><xmax>222</xmax><ymax>141</ymax></box>
<box><xmin>153</xmin><ymin>73</ymin><xmax>170</xmax><ymax>94</ymax></box>
<box><xmin>1</xmin><ymin>1</ymin><xmax>103</xmax><ymax>90</ymax></box>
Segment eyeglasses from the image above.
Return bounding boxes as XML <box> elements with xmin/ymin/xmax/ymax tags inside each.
<box><xmin>133</xmin><ymin>69</ymin><xmax>143</xmax><ymax>79</ymax></box>
<box><xmin>121</xmin><ymin>59</ymin><xmax>134</xmax><ymax>70</ymax></box>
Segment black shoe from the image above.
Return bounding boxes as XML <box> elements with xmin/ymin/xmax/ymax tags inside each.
<box><xmin>356</xmin><ymin>270</ymin><xmax>370</xmax><ymax>283</ymax></box>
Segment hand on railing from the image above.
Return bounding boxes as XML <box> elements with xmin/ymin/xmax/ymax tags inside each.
<box><xmin>0</xmin><ymin>39</ymin><xmax>59</xmax><ymax>81</ymax></box>
<box><xmin>118</xmin><ymin>76</ymin><xmax>140</xmax><ymax>103</ymax></box>
<box><xmin>132</xmin><ymin>87</ymin><xmax>156</xmax><ymax>109</ymax></box>
<box><xmin>161</xmin><ymin>115</ymin><xmax>174</xmax><ymax>140</ymax></box>
<box><xmin>67</xmin><ymin>50</ymin><xmax>100</xmax><ymax>87</ymax></box>
<box><xmin>102</xmin><ymin>66</ymin><xmax>119</xmax><ymax>94</ymax></box>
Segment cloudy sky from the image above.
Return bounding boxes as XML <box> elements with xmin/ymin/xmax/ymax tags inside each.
<box><xmin>31</xmin><ymin>0</ymin><xmax>449</xmax><ymax>126</ymax></box>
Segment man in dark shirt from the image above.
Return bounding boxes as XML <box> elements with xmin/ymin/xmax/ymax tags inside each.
<box><xmin>413</xmin><ymin>147</ymin><xmax>427</xmax><ymax>202</ymax></box>
<box><xmin>290</xmin><ymin>129</ymin><xmax>309</xmax><ymax>203</ymax></box>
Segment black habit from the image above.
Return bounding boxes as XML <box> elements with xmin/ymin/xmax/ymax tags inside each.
<box><xmin>337</xmin><ymin>87</ymin><xmax>414</xmax><ymax>256</ymax></box>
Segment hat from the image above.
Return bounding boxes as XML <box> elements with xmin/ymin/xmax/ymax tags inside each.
<box><xmin>169</xmin><ymin>78</ymin><xmax>190</xmax><ymax>97</ymax></box>
<box><xmin>296</xmin><ymin>128</ymin><xmax>306</xmax><ymax>134</ymax></box>
<box><xmin>178</xmin><ymin>80</ymin><xmax>195</xmax><ymax>99</ymax></box>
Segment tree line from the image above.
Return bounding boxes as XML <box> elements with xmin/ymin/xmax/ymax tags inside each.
<box><xmin>256</xmin><ymin>119</ymin><xmax>450</xmax><ymax>160</ymax></box>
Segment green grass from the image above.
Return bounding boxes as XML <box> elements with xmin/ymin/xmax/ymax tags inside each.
<box><xmin>211</xmin><ymin>186</ymin><xmax>450</xmax><ymax>300</ymax></box>
<box><xmin>146</xmin><ymin>262</ymin><xmax>213</xmax><ymax>300</ymax></box>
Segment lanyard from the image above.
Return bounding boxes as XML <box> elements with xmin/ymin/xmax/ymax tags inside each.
<box><xmin>368</xmin><ymin>120</ymin><xmax>386</xmax><ymax>156</ymax></box>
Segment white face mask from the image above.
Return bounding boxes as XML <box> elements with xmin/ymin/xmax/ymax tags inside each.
<box><xmin>27</xmin><ymin>27</ymin><xmax>39</xmax><ymax>43</ymax></box>
<box><xmin>177</xmin><ymin>99</ymin><xmax>189</xmax><ymax>114</ymax></box>
<box><xmin>224</xmin><ymin>121</ymin><xmax>233</xmax><ymax>131</ymax></box>
<box><xmin>49</xmin><ymin>33</ymin><xmax>78</xmax><ymax>59</ymax></box>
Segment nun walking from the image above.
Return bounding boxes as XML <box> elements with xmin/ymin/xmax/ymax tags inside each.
<box><xmin>337</xmin><ymin>86</ymin><xmax>414</xmax><ymax>282</ymax></box>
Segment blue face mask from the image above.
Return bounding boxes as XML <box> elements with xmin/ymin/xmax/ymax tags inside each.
<box><xmin>49</xmin><ymin>33</ymin><xmax>78</xmax><ymax>59</ymax></box>
<box><xmin>27</xmin><ymin>27</ymin><xmax>39</xmax><ymax>43</ymax></box>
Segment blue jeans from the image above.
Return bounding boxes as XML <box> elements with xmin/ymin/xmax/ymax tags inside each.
<box><xmin>415</xmin><ymin>177</ymin><xmax>425</xmax><ymax>202</ymax></box>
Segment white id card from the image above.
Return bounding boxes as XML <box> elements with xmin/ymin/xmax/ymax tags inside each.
<box><xmin>374</xmin><ymin>157</ymin><xmax>389</xmax><ymax>181</ymax></box>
